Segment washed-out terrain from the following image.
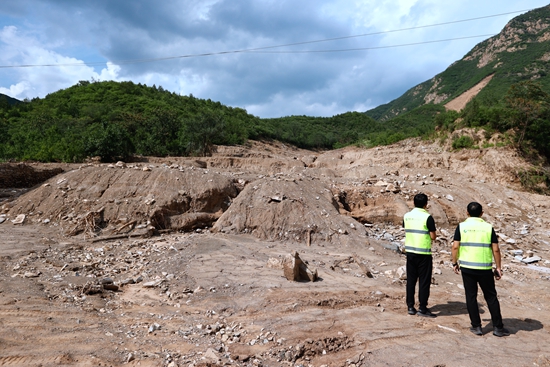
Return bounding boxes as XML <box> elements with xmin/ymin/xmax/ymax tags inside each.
<box><xmin>0</xmin><ymin>136</ymin><xmax>549</xmax><ymax>367</ymax></box>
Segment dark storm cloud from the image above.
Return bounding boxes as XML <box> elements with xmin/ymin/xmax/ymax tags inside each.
<box><xmin>0</xmin><ymin>1</ymin><xmax>547</xmax><ymax>117</ymax></box>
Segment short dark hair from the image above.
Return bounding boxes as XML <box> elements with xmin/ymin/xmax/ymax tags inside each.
<box><xmin>414</xmin><ymin>193</ymin><xmax>428</xmax><ymax>208</ymax></box>
<box><xmin>467</xmin><ymin>202</ymin><xmax>483</xmax><ymax>217</ymax></box>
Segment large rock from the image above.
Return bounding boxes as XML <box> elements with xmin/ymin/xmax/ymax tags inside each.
<box><xmin>282</xmin><ymin>251</ymin><xmax>318</xmax><ymax>282</ymax></box>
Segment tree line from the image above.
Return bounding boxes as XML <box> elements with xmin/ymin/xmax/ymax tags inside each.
<box><xmin>1</xmin><ymin>79</ymin><xmax>550</xmax><ymax>173</ymax></box>
<box><xmin>0</xmin><ymin>80</ymin><xmax>439</xmax><ymax>162</ymax></box>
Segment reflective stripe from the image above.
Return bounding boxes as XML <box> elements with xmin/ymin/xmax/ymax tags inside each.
<box><xmin>459</xmin><ymin>260</ymin><xmax>493</xmax><ymax>268</ymax></box>
<box><xmin>405</xmin><ymin>246</ymin><xmax>432</xmax><ymax>254</ymax></box>
<box><xmin>405</xmin><ymin>229</ymin><xmax>429</xmax><ymax>235</ymax></box>
<box><xmin>460</xmin><ymin>242</ymin><xmax>491</xmax><ymax>248</ymax></box>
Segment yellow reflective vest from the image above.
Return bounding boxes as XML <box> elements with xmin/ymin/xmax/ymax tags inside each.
<box><xmin>404</xmin><ymin>208</ymin><xmax>432</xmax><ymax>255</ymax></box>
<box><xmin>458</xmin><ymin>217</ymin><xmax>493</xmax><ymax>270</ymax></box>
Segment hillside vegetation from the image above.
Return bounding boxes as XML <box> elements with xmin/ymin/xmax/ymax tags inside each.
<box><xmin>366</xmin><ymin>5</ymin><xmax>550</xmax><ymax>122</ymax></box>
<box><xmin>0</xmin><ymin>80</ymin><xmax>439</xmax><ymax>163</ymax></box>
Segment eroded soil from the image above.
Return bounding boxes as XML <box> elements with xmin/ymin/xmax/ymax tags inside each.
<box><xmin>0</xmin><ymin>138</ymin><xmax>549</xmax><ymax>367</ymax></box>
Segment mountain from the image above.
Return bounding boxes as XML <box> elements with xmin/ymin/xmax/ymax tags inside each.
<box><xmin>366</xmin><ymin>5</ymin><xmax>550</xmax><ymax>121</ymax></box>
<box><xmin>0</xmin><ymin>93</ymin><xmax>21</xmax><ymax>107</ymax></box>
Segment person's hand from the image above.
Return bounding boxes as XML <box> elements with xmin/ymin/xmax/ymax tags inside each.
<box><xmin>494</xmin><ymin>268</ymin><xmax>502</xmax><ymax>280</ymax></box>
<box><xmin>452</xmin><ymin>263</ymin><xmax>460</xmax><ymax>274</ymax></box>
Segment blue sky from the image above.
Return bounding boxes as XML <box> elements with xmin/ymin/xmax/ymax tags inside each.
<box><xmin>0</xmin><ymin>1</ymin><xmax>548</xmax><ymax>118</ymax></box>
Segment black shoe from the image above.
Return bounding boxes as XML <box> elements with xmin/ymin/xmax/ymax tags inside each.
<box><xmin>493</xmin><ymin>327</ymin><xmax>510</xmax><ymax>337</ymax></box>
<box><xmin>417</xmin><ymin>308</ymin><xmax>436</xmax><ymax>318</ymax></box>
<box><xmin>470</xmin><ymin>326</ymin><xmax>483</xmax><ymax>336</ymax></box>
<box><xmin>407</xmin><ymin>307</ymin><xmax>417</xmax><ymax>315</ymax></box>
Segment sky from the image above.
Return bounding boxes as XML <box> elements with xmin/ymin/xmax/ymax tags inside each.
<box><xmin>0</xmin><ymin>1</ymin><xmax>548</xmax><ymax>118</ymax></box>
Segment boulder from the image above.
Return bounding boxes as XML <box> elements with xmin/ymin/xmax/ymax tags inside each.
<box><xmin>282</xmin><ymin>251</ymin><xmax>318</xmax><ymax>282</ymax></box>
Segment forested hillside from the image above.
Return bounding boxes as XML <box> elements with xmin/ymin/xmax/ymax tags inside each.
<box><xmin>3</xmin><ymin>6</ymin><xmax>550</xmax><ymax>167</ymax></box>
<box><xmin>0</xmin><ymin>80</ymin><xmax>440</xmax><ymax>162</ymax></box>
<box><xmin>366</xmin><ymin>5</ymin><xmax>550</xmax><ymax>122</ymax></box>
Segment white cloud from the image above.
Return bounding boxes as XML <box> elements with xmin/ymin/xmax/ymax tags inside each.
<box><xmin>0</xmin><ymin>25</ymin><xmax>122</xmax><ymax>99</ymax></box>
<box><xmin>0</xmin><ymin>0</ymin><xmax>547</xmax><ymax>116</ymax></box>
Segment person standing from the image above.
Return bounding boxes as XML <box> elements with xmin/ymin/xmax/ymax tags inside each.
<box><xmin>404</xmin><ymin>193</ymin><xmax>437</xmax><ymax>318</ymax></box>
<box><xmin>451</xmin><ymin>202</ymin><xmax>509</xmax><ymax>337</ymax></box>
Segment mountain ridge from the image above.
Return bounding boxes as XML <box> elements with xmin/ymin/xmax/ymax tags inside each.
<box><xmin>366</xmin><ymin>4</ymin><xmax>550</xmax><ymax>121</ymax></box>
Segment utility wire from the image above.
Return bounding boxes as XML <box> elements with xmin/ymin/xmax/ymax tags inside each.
<box><xmin>243</xmin><ymin>34</ymin><xmax>497</xmax><ymax>54</ymax></box>
<box><xmin>0</xmin><ymin>8</ymin><xmax>532</xmax><ymax>69</ymax></box>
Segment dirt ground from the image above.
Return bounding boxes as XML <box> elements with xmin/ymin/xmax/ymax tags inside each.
<box><xmin>1</xmin><ymin>137</ymin><xmax>550</xmax><ymax>367</ymax></box>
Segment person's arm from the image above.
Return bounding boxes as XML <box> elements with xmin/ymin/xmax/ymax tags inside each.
<box><xmin>490</xmin><ymin>228</ymin><xmax>502</xmax><ymax>279</ymax></box>
<box><xmin>427</xmin><ymin>216</ymin><xmax>436</xmax><ymax>241</ymax></box>
<box><xmin>451</xmin><ymin>225</ymin><xmax>461</xmax><ymax>274</ymax></box>
<box><xmin>451</xmin><ymin>240</ymin><xmax>460</xmax><ymax>274</ymax></box>
<box><xmin>492</xmin><ymin>242</ymin><xmax>502</xmax><ymax>280</ymax></box>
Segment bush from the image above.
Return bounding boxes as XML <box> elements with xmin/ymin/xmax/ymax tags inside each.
<box><xmin>452</xmin><ymin>135</ymin><xmax>475</xmax><ymax>150</ymax></box>
<box><xmin>517</xmin><ymin>168</ymin><xmax>550</xmax><ymax>194</ymax></box>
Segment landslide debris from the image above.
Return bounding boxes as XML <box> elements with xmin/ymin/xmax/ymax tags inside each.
<box><xmin>3</xmin><ymin>162</ymin><xmax>239</xmax><ymax>236</ymax></box>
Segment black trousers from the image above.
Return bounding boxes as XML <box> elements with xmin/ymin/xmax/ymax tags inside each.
<box><xmin>406</xmin><ymin>253</ymin><xmax>432</xmax><ymax>310</ymax></box>
<box><xmin>461</xmin><ymin>269</ymin><xmax>503</xmax><ymax>328</ymax></box>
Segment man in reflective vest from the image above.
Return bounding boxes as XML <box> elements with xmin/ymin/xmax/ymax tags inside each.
<box><xmin>404</xmin><ymin>193</ymin><xmax>437</xmax><ymax>317</ymax></box>
<box><xmin>452</xmin><ymin>202</ymin><xmax>509</xmax><ymax>337</ymax></box>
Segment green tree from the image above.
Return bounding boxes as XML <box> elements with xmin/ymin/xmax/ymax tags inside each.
<box><xmin>84</xmin><ymin>123</ymin><xmax>134</xmax><ymax>162</ymax></box>
<box><xmin>505</xmin><ymin>80</ymin><xmax>550</xmax><ymax>150</ymax></box>
<box><xmin>182</xmin><ymin>111</ymin><xmax>225</xmax><ymax>157</ymax></box>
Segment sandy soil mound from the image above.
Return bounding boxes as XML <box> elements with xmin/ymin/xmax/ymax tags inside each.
<box><xmin>4</xmin><ymin>163</ymin><xmax>239</xmax><ymax>236</ymax></box>
<box><xmin>213</xmin><ymin>176</ymin><xmax>367</xmax><ymax>246</ymax></box>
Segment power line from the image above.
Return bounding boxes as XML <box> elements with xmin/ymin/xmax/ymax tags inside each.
<box><xmin>0</xmin><ymin>8</ymin><xmax>532</xmax><ymax>69</ymax></box>
<box><xmin>243</xmin><ymin>35</ymin><xmax>497</xmax><ymax>54</ymax></box>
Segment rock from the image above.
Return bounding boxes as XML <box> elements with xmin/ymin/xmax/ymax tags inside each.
<box><xmin>386</xmin><ymin>183</ymin><xmax>400</xmax><ymax>193</ymax></box>
<box><xmin>0</xmin><ymin>216</ymin><xmax>6</xmax><ymax>224</ymax></box>
<box><xmin>236</xmin><ymin>355</ymin><xmax>250</xmax><ymax>362</ymax></box>
<box><xmin>522</xmin><ymin>256</ymin><xmax>542</xmax><ymax>264</ymax></box>
<box><xmin>204</xmin><ymin>348</ymin><xmax>220</xmax><ymax>362</ymax></box>
<box><xmin>11</xmin><ymin>214</ymin><xmax>26</xmax><ymax>225</ymax></box>
<box><xmin>148</xmin><ymin>323</ymin><xmax>161</xmax><ymax>333</ymax></box>
<box><xmin>23</xmin><ymin>271</ymin><xmax>41</xmax><ymax>278</ymax></box>
<box><xmin>101</xmin><ymin>277</ymin><xmax>114</xmax><ymax>285</ymax></box>
<box><xmin>142</xmin><ymin>280</ymin><xmax>163</xmax><ymax>288</ymax></box>
<box><xmin>282</xmin><ymin>251</ymin><xmax>318</xmax><ymax>282</ymax></box>
<box><xmin>445</xmin><ymin>194</ymin><xmax>454</xmax><ymax>202</ymax></box>
<box><xmin>103</xmin><ymin>283</ymin><xmax>119</xmax><ymax>291</ymax></box>
<box><xmin>396</xmin><ymin>266</ymin><xmax>406</xmax><ymax>280</ymax></box>
<box><xmin>126</xmin><ymin>353</ymin><xmax>135</xmax><ymax>363</ymax></box>
<box><xmin>267</xmin><ymin>257</ymin><xmax>283</xmax><ymax>269</ymax></box>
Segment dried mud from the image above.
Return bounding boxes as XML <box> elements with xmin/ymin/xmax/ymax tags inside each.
<box><xmin>0</xmin><ymin>139</ymin><xmax>549</xmax><ymax>367</ymax></box>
